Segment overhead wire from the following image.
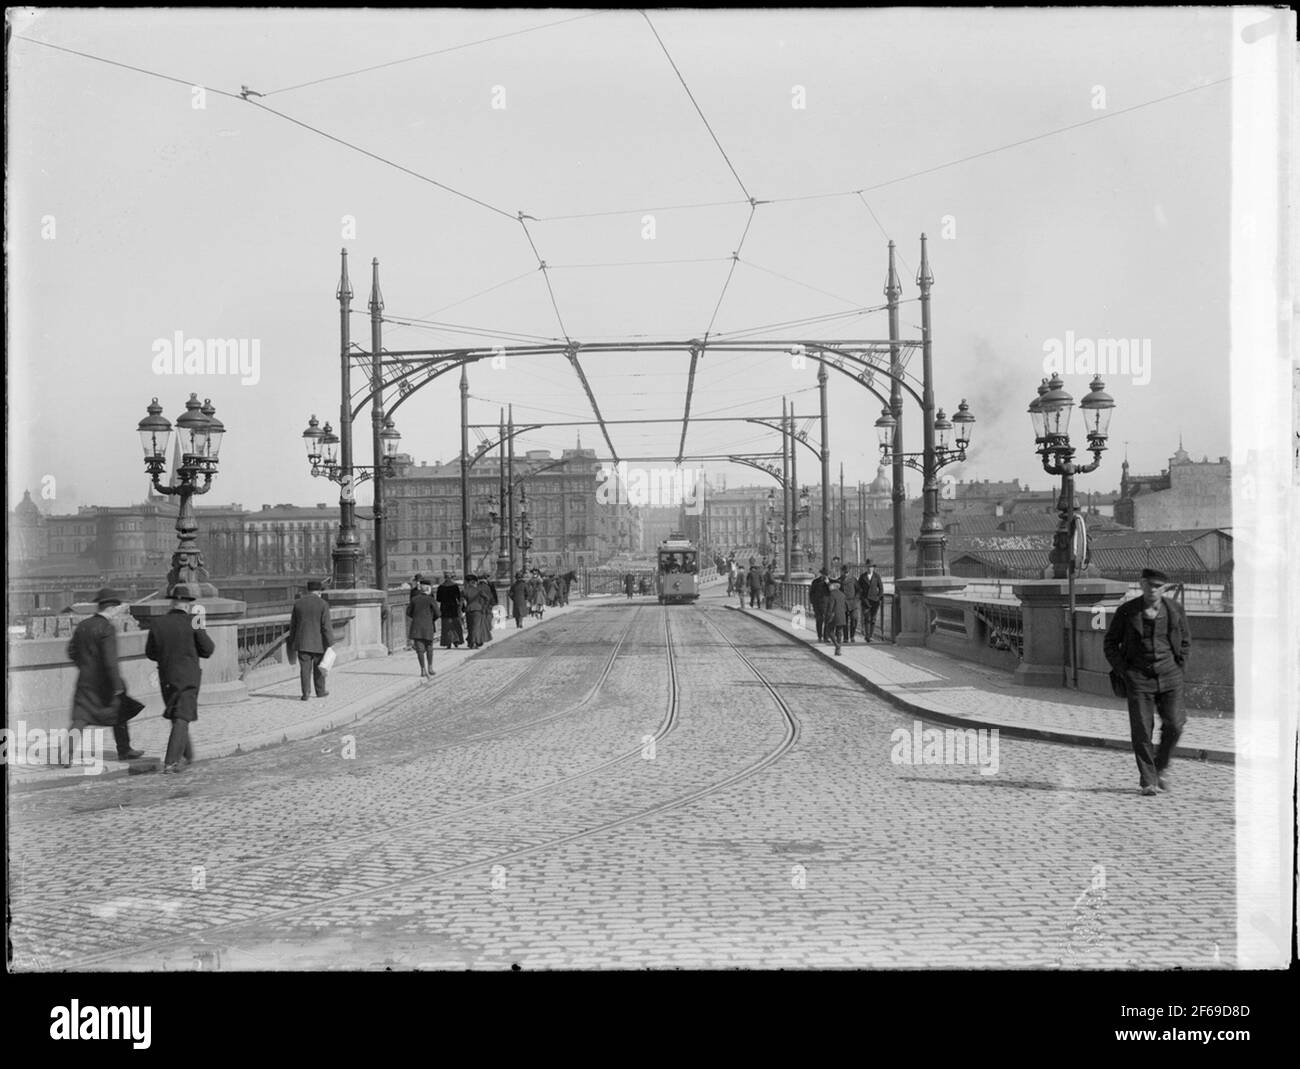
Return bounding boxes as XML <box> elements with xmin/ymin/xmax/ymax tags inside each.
<box><xmin>262</xmin><ymin>12</ymin><xmax>603</xmax><ymax>95</ymax></box>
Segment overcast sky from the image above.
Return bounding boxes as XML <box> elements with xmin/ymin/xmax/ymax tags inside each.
<box><xmin>9</xmin><ymin>8</ymin><xmax>1244</xmax><ymax>514</ymax></box>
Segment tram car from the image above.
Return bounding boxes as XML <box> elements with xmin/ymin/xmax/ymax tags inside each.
<box><xmin>656</xmin><ymin>535</ymin><xmax>700</xmax><ymax>605</ymax></box>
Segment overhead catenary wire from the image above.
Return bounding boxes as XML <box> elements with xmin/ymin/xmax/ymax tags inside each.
<box><xmin>262</xmin><ymin>12</ymin><xmax>603</xmax><ymax>96</ymax></box>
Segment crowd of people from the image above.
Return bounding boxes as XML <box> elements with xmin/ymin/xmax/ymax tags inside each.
<box><xmin>806</xmin><ymin>557</ymin><xmax>885</xmax><ymax>655</ymax></box>
<box><xmin>406</xmin><ymin>569</ymin><xmax>574</xmax><ymax>678</ymax></box>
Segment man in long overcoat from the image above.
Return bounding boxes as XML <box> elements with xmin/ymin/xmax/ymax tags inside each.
<box><xmin>1104</xmin><ymin>568</ymin><xmax>1192</xmax><ymax>796</ymax></box>
<box><xmin>67</xmin><ymin>586</ymin><xmax>143</xmax><ymax>762</ymax></box>
<box><xmin>288</xmin><ymin>579</ymin><xmax>334</xmax><ymax>700</ymax></box>
<box><xmin>508</xmin><ymin>571</ymin><xmax>529</xmax><ymax>628</ymax></box>
<box><xmin>747</xmin><ymin>563</ymin><xmax>763</xmax><ymax>608</ymax></box>
<box><xmin>406</xmin><ymin>580</ymin><xmax>438</xmax><ymax>678</ymax></box>
<box><xmin>809</xmin><ymin>568</ymin><xmax>830</xmax><ymax>642</ymax></box>
<box><xmin>437</xmin><ymin>573</ymin><xmax>464</xmax><ymax>648</ymax></box>
<box><xmin>623</xmin><ymin>572</ymin><xmax>635</xmax><ymax>599</ymax></box>
<box><xmin>145</xmin><ymin>584</ymin><xmax>215</xmax><ymax>773</ymax></box>
<box><xmin>825</xmin><ymin>579</ymin><xmax>849</xmax><ymax>655</ymax></box>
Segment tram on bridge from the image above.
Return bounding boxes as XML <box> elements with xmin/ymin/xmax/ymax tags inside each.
<box><xmin>656</xmin><ymin>535</ymin><xmax>699</xmax><ymax>605</ymax></box>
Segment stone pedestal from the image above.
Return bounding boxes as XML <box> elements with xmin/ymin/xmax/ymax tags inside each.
<box><xmin>323</xmin><ymin>588</ymin><xmax>389</xmax><ymax>659</ymax></box>
<box><xmin>129</xmin><ymin>595</ymin><xmax>249</xmax><ymax>704</ymax></box>
<box><xmin>1011</xmin><ymin>578</ymin><xmax>1128</xmax><ymax>687</ymax></box>
<box><xmin>894</xmin><ymin>575</ymin><xmax>968</xmax><ymax>646</ymax></box>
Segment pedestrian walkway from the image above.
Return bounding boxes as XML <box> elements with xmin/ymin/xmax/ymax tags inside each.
<box><xmin>734</xmin><ymin>603</ymin><xmax>1235</xmax><ymax>762</ymax></box>
<box><xmin>10</xmin><ymin>601</ymin><xmax>592</xmax><ymax>789</ymax></box>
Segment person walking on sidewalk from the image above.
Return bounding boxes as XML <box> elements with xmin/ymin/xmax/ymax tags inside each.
<box><xmin>508</xmin><ymin>571</ymin><xmax>529</xmax><ymax>629</ymax></box>
<box><xmin>825</xmin><ymin>579</ymin><xmax>849</xmax><ymax>656</ymax></box>
<box><xmin>747</xmin><ymin>563</ymin><xmax>763</xmax><ymax>608</ymax></box>
<box><xmin>859</xmin><ymin>561</ymin><xmax>884</xmax><ymax>642</ymax></box>
<box><xmin>287</xmin><ymin>579</ymin><xmax>335</xmax><ymax>701</ymax></box>
<box><xmin>463</xmin><ymin>574</ymin><xmax>484</xmax><ymax>649</ymax></box>
<box><xmin>145</xmin><ymin>584</ymin><xmax>215</xmax><ymax>774</ymax></box>
<box><xmin>66</xmin><ymin>586</ymin><xmax>144</xmax><ymax>763</ymax></box>
<box><xmin>406</xmin><ymin>580</ymin><xmax>438</xmax><ymax>680</ymax></box>
<box><xmin>1103</xmin><ymin>568</ymin><xmax>1192</xmax><ymax>797</ymax></box>
<box><xmin>810</xmin><ymin>567</ymin><xmax>830</xmax><ymax>642</ymax></box>
<box><xmin>437</xmin><ymin>573</ymin><xmax>464</xmax><ymax>648</ymax></box>
<box><xmin>844</xmin><ymin>566</ymin><xmax>860</xmax><ymax>643</ymax></box>
<box><xmin>763</xmin><ymin>565</ymin><xmax>777</xmax><ymax>609</ymax></box>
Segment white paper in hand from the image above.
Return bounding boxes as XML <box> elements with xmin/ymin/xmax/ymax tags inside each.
<box><xmin>319</xmin><ymin>647</ymin><xmax>337</xmax><ymax>672</ymax></box>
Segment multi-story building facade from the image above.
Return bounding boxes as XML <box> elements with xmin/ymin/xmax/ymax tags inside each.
<box><xmin>1115</xmin><ymin>442</ymin><xmax>1232</xmax><ymax>530</ymax></box>
<box><xmin>385</xmin><ymin>446</ymin><xmax>635</xmax><ymax>577</ymax></box>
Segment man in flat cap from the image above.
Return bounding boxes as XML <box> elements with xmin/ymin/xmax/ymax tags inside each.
<box><xmin>1104</xmin><ymin>568</ymin><xmax>1192</xmax><ymax>796</ymax></box>
<box><xmin>145</xmin><ymin>584</ymin><xmax>215</xmax><ymax>774</ymax></box>
<box><xmin>288</xmin><ymin>579</ymin><xmax>334</xmax><ymax>701</ymax></box>
<box><xmin>66</xmin><ymin>586</ymin><xmax>144</xmax><ymax>762</ymax></box>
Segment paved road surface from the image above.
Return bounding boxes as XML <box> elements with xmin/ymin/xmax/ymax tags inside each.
<box><xmin>8</xmin><ymin>600</ymin><xmax>1234</xmax><ymax>970</ymax></box>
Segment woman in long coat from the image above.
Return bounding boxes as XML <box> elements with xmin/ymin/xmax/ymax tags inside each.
<box><xmin>528</xmin><ymin>571</ymin><xmax>546</xmax><ymax>617</ymax></box>
<box><xmin>436</xmin><ymin>574</ymin><xmax>464</xmax><ymax>648</ymax></box>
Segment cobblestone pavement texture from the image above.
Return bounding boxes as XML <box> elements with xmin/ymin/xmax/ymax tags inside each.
<box><xmin>9</xmin><ymin>601</ymin><xmax>590</xmax><ymax>787</ymax></box>
<box><xmin>8</xmin><ymin>591</ymin><xmax>1236</xmax><ymax>971</ymax></box>
<box><xmin>738</xmin><ymin>602</ymin><xmax>1235</xmax><ymax>756</ymax></box>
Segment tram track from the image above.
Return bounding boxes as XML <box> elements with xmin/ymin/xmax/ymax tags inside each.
<box><xmin>32</xmin><ymin>606</ymin><xmax>805</xmax><ymax>971</ymax></box>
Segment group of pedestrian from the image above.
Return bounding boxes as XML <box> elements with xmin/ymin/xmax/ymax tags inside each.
<box><xmin>732</xmin><ymin>560</ymin><xmax>778</xmax><ymax>609</ymax></box>
<box><xmin>808</xmin><ymin>558</ymin><xmax>884</xmax><ymax>655</ymax></box>
<box><xmin>65</xmin><ymin>583</ymin><xmax>216</xmax><ymax>775</ymax></box>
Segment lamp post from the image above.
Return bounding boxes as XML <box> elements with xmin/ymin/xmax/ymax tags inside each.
<box><xmin>138</xmin><ymin>394</ymin><xmax>224</xmax><ymax>596</ymax></box>
<box><xmin>301</xmin><ymin>412</ymin><xmax>402</xmax><ymax>580</ymax></box>
<box><xmin>874</xmin><ymin>396</ymin><xmax>976</xmax><ymax>573</ymax></box>
<box><xmin>1029</xmin><ymin>372</ymin><xmax>1116</xmax><ymax>687</ymax></box>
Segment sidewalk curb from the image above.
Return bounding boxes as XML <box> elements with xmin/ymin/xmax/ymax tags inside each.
<box><xmin>731</xmin><ymin>605</ymin><xmax>1234</xmax><ymax>765</ymax></box>
<box><xmin>9</xmin><ymin>600</ymin><xmax>600</xmax><ymax>794</ymax></box>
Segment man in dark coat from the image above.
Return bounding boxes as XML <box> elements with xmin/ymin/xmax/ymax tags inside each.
<box><xmin>825</xmin><ymin>579</ymin><xmax>849</xmax><ymax>655</ymax></box>
<box><xmin>623</xmin><ymin>572</ymin><xmax>635</xmax><ymax>599</ymax></box>
<box><xmin>482</xmin><ymin>577</ymin><xmax>499</xmax><ymax>644</ymax></box>
<box><xmin>406</xmin><ymin>580</ymin><xmax>438</xmax><ymax>679</ymax></box>
<box><xmin>747</xmin><ymin>563</ymin><xmax>762</xmax><ymax>608</ymax></box>
<box><xmin>508</xmin><ymin>571</ymin><xmax>529</xmax><ymax>628</ymax></box>
<box><xmin>67</xmin><ymin>586</ymin><xmax>143</xmax><ymax>762</ymax></box>
<box><xmin>287</xmin><ymin>579</ymin><xmax>335</xmax><ymax>701</ymax></box>
<box><xmin>145</xmin><ymin>584</ymin><xmax>215</xmax><ymax>773</ymax></box>
<box><xmin>1104</xmin><ymin>568</ymin><xmax>1192</xmax><ymax>796</ymax></box>
<box><xmin>809</xmin><ymin>567</ymin><xmax>830</xmax><ymax>642</ymax></box>
<box><xmin>437</xmin><ymin>573</ymin><xmax>464</xmax><ymax>647</ymax></box>
<box><xmin>858</xmin><ymin>561</ymin><xmax>885</xmax><ymax>642</ymax></box>
<box><xmin>763</xmin><ymin>566</ymin><xmax>777</xmax><ymax>609</ymax></box>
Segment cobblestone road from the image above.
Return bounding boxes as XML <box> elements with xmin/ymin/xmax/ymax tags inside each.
<box><xmin>8</xmin><ymin>601</ymin><xmax>1235</xmax><ymax>971</ymax></box>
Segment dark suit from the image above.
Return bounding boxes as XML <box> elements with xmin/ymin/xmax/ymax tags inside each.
<box><xmin>406</xmin><ymin>590</ymin><xmax>437</xmax><ymax>675</ymax></box>
<box><xmin>146</xmin><ymin>607</ymin><xmax>216</xmax><ymax>767</ymax></box>
<box><xmin>809</xmin><ymin>575</ymin><xmax>830</xmax><ymax>641</ymax></box>
<box><xmin>67</xmin><ymin>612</ymin><xmax>134</xmax><ymax>757</ymax></box>
<box><xmin>859</xmin><ymin>570</ymin><xmax>884</xmax><ymax>640</ymax></box>
<box><xmin>288</xmin><ymin>592</ymin><xmax>335</xmax><ymax>698</ymax></box>
<box><xmin>1104</xmin><ymin>594</ymin><xmax>1191</xmax><ymax>789</ymax></box>
<box><xmin>437</xmin><ymin>581</ymin><xmax>463</xmax><ymax>647</ymax></box>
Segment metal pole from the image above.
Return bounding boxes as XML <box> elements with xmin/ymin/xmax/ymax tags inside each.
<box><xmin>839</xmin><ymin>461</ymin><xmax>845</xmax><ymax>561</ymax></box>
<box><xmin>819</xmin><ymin>361</ymin><xmax>830</xmax><ymax>574</ymax></box>
<box><xmin>886</xmin><ymin>241</ymin><xmax>905</xmax><ymax>636</ymax></box>
<box><xmin>498</xmin><ymin>408</ymin><xmax>509</xmax><ymax>582</ymax></box>
<box><xmin>790</xmin><ymin>406</ymin><xmax>799</xmax><ymax>565</ymax></box>
<box><xmin>460</xmin><ymin>364</ymin><xmax>470</xmax><ymax>580</ymax></box>
<box><xmin>507</xmin><ymin>405</ymin><xmax>516</xmax><ymax>576</ymax></box>
<box><xmin>916</xmin><ymin>234</ymin><xmax>944</xmax><ymax>575</ymax></box>
<box><xmin>782</xmin><ymin>396</ymin><xmax>791</xmax><ymax>581</ymax></box>
<box><xmin>368</xmin><ymin>261</ymin><xmax>389</xmax><ymax>648</ymax></box>
<box><xmin>333</xmin><ymin>249</ymin><xmax>360</xmax><ymax>589</ymax></box>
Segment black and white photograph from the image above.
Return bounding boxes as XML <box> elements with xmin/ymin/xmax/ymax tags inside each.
<box><xmin>5</xmin><ymin>5</ymin><xmax>1296</xmax><ymax>1037</ymax></box>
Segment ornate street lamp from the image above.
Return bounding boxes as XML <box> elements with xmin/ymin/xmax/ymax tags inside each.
<box><xmin>302</xmin><ymin>413</ymin><xmax>399</xmax><ymax>484</ymax></box>
<box><xmin>875</xmin><ymin>397</ymin><xmax>975</xmax><ymax>572</ymax></box>
<box><xmin>138</xmin><ymin>394</ymin><xmax>224</xmax><ymax>595</ymax></box>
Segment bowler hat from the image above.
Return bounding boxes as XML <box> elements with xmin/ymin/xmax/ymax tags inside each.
<box><xmin>307</xmin><ymin>580</ymin><xmax>324</xmax><ymax>591</ymax></box>
<box><xmin>1140</xmin><ymin>568</ymin><xmax>1170</xmax><ymax>585</ymax></box>
<box><xmin>169</xmin><ymin>583</ymin><xmax>199</xmax><ymax>601</ymax></box>
<box><xmin>93</xmin><ymin>587</ymin><xmax>123</xmax><ymax>607</ymax></box>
